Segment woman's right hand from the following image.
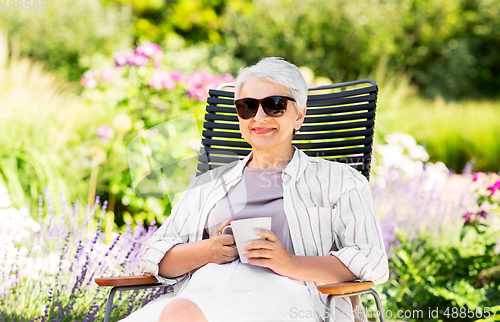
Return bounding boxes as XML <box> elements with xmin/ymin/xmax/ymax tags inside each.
<box><xmin>208</xmin><ymin>218</ymin><xmax>239</xmax><ymax>264</ymax></box>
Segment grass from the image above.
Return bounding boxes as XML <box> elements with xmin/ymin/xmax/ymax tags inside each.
<box><xmin>392</xmin><ymin>98</ymin><xmax>500</xmax><ymax>173</ymax></box>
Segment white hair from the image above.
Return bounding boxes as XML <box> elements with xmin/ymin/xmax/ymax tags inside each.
<box><xmin>234</xmin><ymin>57</ymin><xmax>308</xmax><ymax>113</ymax></box>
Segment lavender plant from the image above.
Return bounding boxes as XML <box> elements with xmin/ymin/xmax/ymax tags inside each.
<box><xmin>0</xmin><ymin>188</ymin><xmax>164</xmax><ymax>322</ymax></box>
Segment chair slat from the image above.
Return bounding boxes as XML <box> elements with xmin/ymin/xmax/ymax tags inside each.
<box><xmin>209</xmin><ymin>89</ymin><xmax>235</xmax><ymax>98</ymax></box>
<box><xmin>300</xmin><ymin>102</ymin><xmax>376</xmax><ymax>115</ymax></box>
<box><xmin>299</xmin><ymin>120</ymin><xmax>374</xmax><ymax>132</ymax></box>
<box><xmin>303</xmin><ymin>111</ymin><xmax>375</xmax><ymax>124</ymax></box>
<box><xmin>292</xmin><ymin>129</ymin><xmax>373</xmax><ymax>140</ymax></box>
<box><xmin>307</xmin><ymin>85</ymin><xmax>377</xmax><ymax>101</ymax></box>
<box><xmin>306</xmin><ymin>94</ymin><xmax>377</xmax><ymax>108</ymax></box>
<box><xmin>202</xmin><ymin>130</ymin><xmax>242</xmax><ymax>139</ymax></box>
<box><xmin>203</xmin><ymin>122</ymin><xmax>240</xmax><ymax>131</ymax></box>
<box><xmin>202</xmin><ymin>139</ymin><xmax>251</xmax><ymax>148</ymax></box>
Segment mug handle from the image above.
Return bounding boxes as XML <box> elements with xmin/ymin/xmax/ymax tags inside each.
<box><xmin>221</xmin><ymin>225</ymin><xmax>237</xmax><ymax>248</ymax></box>
<box><xmin>221</xmin><ymin>225</ymin><xmax>232</xmax><ymax>235</ymax></box>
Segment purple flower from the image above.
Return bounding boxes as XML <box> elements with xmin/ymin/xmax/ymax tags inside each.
<box><xmin>478</xmin><ymin>210</ymin><xmax>488</xmax><ymax>219</ymax></box>
<box><xmin>135</xmin><ymin>42</ymin><xmax>162</xmax><ymax>58</ymax></box>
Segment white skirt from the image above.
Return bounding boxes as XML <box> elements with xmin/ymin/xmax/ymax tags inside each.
<box><xmin>121</xmin><ymin>259</ymin><xmax>319</xmax><ymax>322</ymax></box>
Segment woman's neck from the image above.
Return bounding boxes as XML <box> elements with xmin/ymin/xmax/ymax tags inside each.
<box><xmin>247</xmin><ymin>145</ymin><xmax>295</xmax><ymax>169</ymax></box>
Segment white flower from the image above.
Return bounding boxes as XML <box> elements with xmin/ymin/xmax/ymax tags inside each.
<box><xmin>0</xmin><ymin>185</ymin><xmax>12</xmax><ymax>208</ymax></box>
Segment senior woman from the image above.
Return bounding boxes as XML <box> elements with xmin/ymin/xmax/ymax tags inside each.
<box><xmin>122</xmin><ymin>57</ymin><xmax>389</xmax><ymax>322</ymax></box>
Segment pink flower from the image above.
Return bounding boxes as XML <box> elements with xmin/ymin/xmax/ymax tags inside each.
<box><xmin>114</xmin><ymin>52</ymin><xmax>128</xmax><ymax>67</ymax></box>
<box><xmin>96</xmin><ymin>125</ymin><xmax>115</xmax><ymax>143</ymax></box>
<box><xmin>100</xmin><ymin>68</ymin><xmax>114</xmax><ymax>82</ymax></box>
<box><xmin>161</xmin><ymin>75</ymin><xmax>176</xmax><ymax>90</ymax></box>
<box><xmin>148</xmin><ymin>71</ymin><xmax>164</xmax><ymax>90</ymax></box>
<box><xmin>487</xmin><ymin>180</ymin><xmax>500</xmax><ymax>196</ymax></box>
<box><xmin>131</xmin><ymin>54</ymin><xmax>148</xmax><ymax>67</ymax></box>
<box><xmin>222</xmin><ymin>73</ymin><xmax>235</xmax><ymax>83</ymax></box>
<box><xmin>462</xmin><ymin>211</ymin><xmax>476</xmax><ymax>225</ymax></box>
<box><xmin>148</xmin><ymin>72</ymin><xmax>178</xmax><ymax>90</ymax></box>
<box><xmin>187</xmin><ymin>84</ymin><xmax>207</xmax><ymax>102</ymax></box>
<box><xmin>170</xmin><ymin>72</ymin><xmax>184</xmax><ymax>82</ymax></box>
<box><xmin>472</xmin><ymin>171</ymin><xmax>484</xmax><ymax>181</ymax></box>
<box><xmin>135</xmin><ymin>42</ymin><xmax>162</xmax><ymax>58</ymax></box>
<box><xmin>80</xmin><ymin>70</ymin><xmax>98</xmax><ymax>88</ymax></box>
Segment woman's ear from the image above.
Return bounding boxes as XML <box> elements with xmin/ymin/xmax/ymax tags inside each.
<box><xmin>295</xmin><ymin>107</ymin><xmax>307</xmax><ymax>128</ymax></box>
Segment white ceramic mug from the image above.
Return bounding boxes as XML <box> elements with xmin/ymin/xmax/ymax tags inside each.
<box><xmin>221</xmin><ymin>217</ymin><xmax>272</xmax><ymax>264</ymax></box>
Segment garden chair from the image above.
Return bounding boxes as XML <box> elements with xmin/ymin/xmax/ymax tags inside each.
<box><xmin>95</xmin><ymin>79</ymin><xmax>386</xmax><ymax>322</ymax></box>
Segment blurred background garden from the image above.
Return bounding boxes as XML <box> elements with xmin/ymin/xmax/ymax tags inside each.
<box><xmin>0</xmin><ymin>0</ymin><xmax>499</xmax><ymax>321</ymax></box>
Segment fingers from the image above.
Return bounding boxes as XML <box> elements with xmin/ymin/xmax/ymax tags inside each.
<box><xmin>243</xmin><ymin>249</ymin><xmax>271</xmax><ymax>259</ymax></box>
<box><xmin>218</xmin><ymin>234</ymin><xmax>235</xmax><ymax>246</ymax></box>
<box><xmin>253</xmin><ymin>229</ymin><xmax>278</xmax><ymax>242</ymax></box>
<box><xmin>223</xmin><ymin>246</ymin><xmax>239</xmax><ymax>258</ymax></box>
<box><xmin>243</xmin><ymin>239</ymin><xmax>276</xmax><ymax>251</ymax></box>
<box><xmin>216</xmin><ymin>217</ymin><xmax>233</xmax><ymax>233</ymax></box>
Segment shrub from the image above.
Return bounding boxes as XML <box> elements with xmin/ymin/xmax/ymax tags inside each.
<box><xmin>0</xmin><ymin>0</ymin><xmax>135</xmax><ymax>82</ymax></box>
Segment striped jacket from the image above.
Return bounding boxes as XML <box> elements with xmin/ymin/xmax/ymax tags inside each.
<box><xmin>139</xmin><ymin>146</ymin><xmax>389</xmax><ymax>321</ymax></box>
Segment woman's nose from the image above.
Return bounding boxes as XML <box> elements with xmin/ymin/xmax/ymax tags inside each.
<box><xmin>253</xmin><ymin>104</ymin><xmax>269</xmax><ymax>121</ymax></box>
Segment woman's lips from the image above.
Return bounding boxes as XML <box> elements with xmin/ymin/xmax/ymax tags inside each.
<box><xmin>252</xmin><ymin>128</ymin><xmax>275</xmax><ymax>134</ymax></box>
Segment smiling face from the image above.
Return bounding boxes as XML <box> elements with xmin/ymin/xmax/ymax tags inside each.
<box><xmin>238</xmin><ymin>80</ymin><xmax>306</xmax><ymax>154</ymax></box>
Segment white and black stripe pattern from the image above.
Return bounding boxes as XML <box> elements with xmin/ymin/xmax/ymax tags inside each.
<box><xmin>139</xmin><ymin>145</ymin><xmax>389</xmax><ymax>321</ymax></box>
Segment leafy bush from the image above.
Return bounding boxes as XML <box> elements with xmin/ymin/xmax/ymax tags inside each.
<box><xmin>222</xmin><ymin>0</ymin><xmax>500</xmax><ymax>100</ymax></box>
<box><xmin>0</xmin><ymin>0</ymin><xmax>135</xmax><ymax>82</ymax></box>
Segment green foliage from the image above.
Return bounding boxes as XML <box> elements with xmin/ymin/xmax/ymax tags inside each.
<box><xmin>222</xmin><ymin>0</ymin><xmax>500</xmax><ymax>100</ymax></box>
<box><xmin>388</xmin><ymin>98</ymin><xmax>500</xmax><ymax>172</ymax></box>
<box><xmin>0</xmin><ymin>31</ymin><xmax>93</xmax><ymax>214</ymax></box>
<box><xmin>380</xmin><ymin>229</ymin><xmax>500</xmax><ymax>321</ymax></box>
<box><xmin>0</xmin><ymin>0</ymin><xmax>135</xmax><ymax>82</ymax></box>
<box><xmin>107</xmin><ymin>0</ymin><xmax>227</xmax><ymax>44</ymax></box>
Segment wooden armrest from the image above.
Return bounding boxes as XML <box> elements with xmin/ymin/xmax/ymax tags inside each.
<box><xmin>95</xmin><ymin>275</ymin><xmax>159</xmax><ymax>287</ymax></box>
<box><xmin>316</xmin><ymin>281</ymin><xmax>374</xmax><ymax>295</ymax></box>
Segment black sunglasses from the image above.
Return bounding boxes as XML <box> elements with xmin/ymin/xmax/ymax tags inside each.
<box><xmin>234</xmin><ymin>95</ymin><xmax>296</xmax><ymax>119</ymax></box>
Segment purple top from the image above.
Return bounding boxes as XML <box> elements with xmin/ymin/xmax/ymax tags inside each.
<box><xmin>206</xmin><ymin>164</ymin><xmax>295</xmax><ymax>255</ymax></box>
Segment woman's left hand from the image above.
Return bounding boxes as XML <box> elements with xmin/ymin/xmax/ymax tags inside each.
<box><xmin>242</xmin><ymin>229</ymin><xmax>294</xmax><ymax>276</ymax></box>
